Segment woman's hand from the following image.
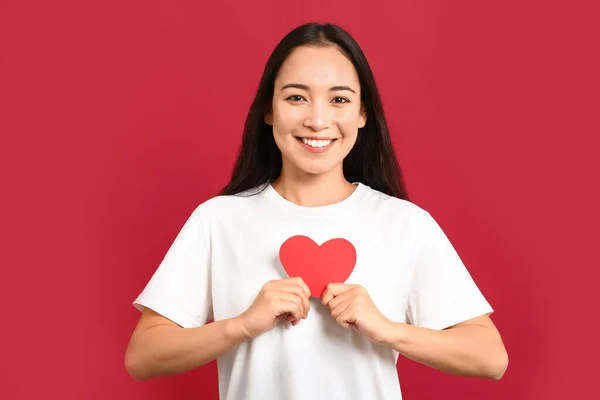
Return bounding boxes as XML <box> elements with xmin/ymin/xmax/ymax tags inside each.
<box><xmin>321</xmin><ymin>283</ymin><xmax>393</xmax><ymax>344</ymax></box>
<box><xmin>236</xmin><ymin>277</ymin><xmax>311</xmax><ymax>340</ymax></box>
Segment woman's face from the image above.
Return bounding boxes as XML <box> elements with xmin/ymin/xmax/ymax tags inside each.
<box><xmin>266</xmin><ymin>45</ymin><xmax>367</xmax><ymax>178</ymax></box>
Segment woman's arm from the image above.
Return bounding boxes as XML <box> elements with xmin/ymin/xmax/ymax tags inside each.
<box><xmin>381</xmin><ymin>314</ymin><xmax>508</xmax><ymax>380</ymax></box>
<box><xmin>125</xmin><ymin>308</ymin><xmax>248</xmax><ymax>381</ymax></box>
<box><xmin>126</xmin><ymin>277</ymin><xmax>312</xmax><ymax>381</ymax></box>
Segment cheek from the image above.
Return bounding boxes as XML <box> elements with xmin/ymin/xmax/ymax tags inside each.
<box><xmin>336</xmin><ymin>107</ymin><xmax>362</xmax><ymax>128</ymax></box>
<box><xmin>337</xmin><ymin>117</ymin><xmax>360</xmax><ymax>140</ymax></box>
<box><xmin>273</xmin><ymin>104</ymin><xmax>303</xmax><ymax>130</ymax></box>
<box><xmin>271</xmin><ymin>124</ymin><xmax>297</xmax><ymax>154</ymax></box>
<box><xmin>271</xmin><ymin>118</ymin><xmax>290</xmax><ymax>145</ymax></box>
<box><xmin>341</xmin><ymin>133</ymin><xmax>358</xmax><ymax>151</ymax></box>
<box><xmin>271</xmin><ymin>130</ymin><xmax>290</xmax><ymax>154</ymax></box>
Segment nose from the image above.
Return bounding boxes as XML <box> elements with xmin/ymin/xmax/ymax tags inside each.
<box><xmin>303</xmin><ymin>100</ymin><xmax>332</xmax><ymax>131</ymax></box>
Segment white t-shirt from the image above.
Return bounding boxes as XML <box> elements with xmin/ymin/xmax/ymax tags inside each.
<box><xmin>133</xmin><ymin>182</ymin><xmax>493</xmax><ymax>400</ymax></box>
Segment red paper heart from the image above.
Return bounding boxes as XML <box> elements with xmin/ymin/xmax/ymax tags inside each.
<box><xmin>279</xmin><ymin>235</ymin><xmax>356</xmax><ymax>298</ymax></box>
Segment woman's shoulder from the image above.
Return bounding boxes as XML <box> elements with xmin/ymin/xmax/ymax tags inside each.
<box><xmin>192</xmin><ymin>183</ymin><xmax>269</xmax><ymax>217</ymax></box>
<box><xmin>360</xmin><ymin>183</ymin><xmax>427</xmax><ymax>216</ymax></box>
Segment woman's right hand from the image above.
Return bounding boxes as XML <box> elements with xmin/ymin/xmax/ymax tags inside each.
<box><xmin>236</xmin><ymin>277</ymin><xmax>311</xmax><ymax>340</ymax></box>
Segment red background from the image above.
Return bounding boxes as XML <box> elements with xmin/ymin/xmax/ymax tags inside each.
<box><xmin>1</xmin><ymin>0</ymin><xmax>598</xmax><ymax>399</ymax></box>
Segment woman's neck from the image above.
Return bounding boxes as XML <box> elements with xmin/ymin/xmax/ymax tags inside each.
<box><xmin>271</xmin><ymin>169</ymin><xmax>357</xmax><ymax>208</ymax></box>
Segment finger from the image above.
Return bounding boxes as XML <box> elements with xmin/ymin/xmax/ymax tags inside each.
<box><xmin>326</xmin><ymin>289</ymin><xmax>354</xmax><ymax>309</ymax></box>
<box><xmin>290</xmin><ymin>277</ymin><xmax>311</xmax><ymax>298</ymax></box>
<box><xmin>280</xmin><ymin>278</ymin><xmax>311</xmax><ymax>299</ymax></box>
<box><xmin>321</xmin><ymin>283</ymin><xmax>356</xmax><ymax>305</ymax></box>
<box><xmin>280</xmin><ymin>300</ymin><xmax>303</xmax><ymax>322</ymax></box>
<box><xmin>275</xmin><ymin>287</ymin><xmax>309</xmax><ymax>319</ymax></box>
<box><xmin>276</xmin><ymin>293</ymin><xmax>305</xmax><ymax>321</ymax></box>
<box><xmin>286</xmin><ymin>314</ymin><xmax>301</xmax><ymax>326</ymax></box>
<box><xmin>276</xmin><ymin>282</ymin><xmax>310</xmax><ymax>318</ymax></box>
<box><xmin>285</xmin><ymin>314</ymin><xmax>305</xmax><ymax>327</ymax></box>
<box><xmin>331</xmin><ymin>299</ymin><xmax>352</xmax><ymax>328</ymax></box>
<box><xmin>335</xmin><ymin>304</ymin><xmax>356</xmax><ymax>329</ymax></box>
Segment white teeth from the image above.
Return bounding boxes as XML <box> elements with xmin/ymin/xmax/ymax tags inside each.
<box><xmin>301</xmin><ymin>138</ymin><xmax>333</xmax><ymax>148</ymax></box>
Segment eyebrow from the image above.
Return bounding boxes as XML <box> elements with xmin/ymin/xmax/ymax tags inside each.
<box><xmin>280</xmin><ymin>83</ymin><xmax>357</xmax><ymax>94</ymax></box>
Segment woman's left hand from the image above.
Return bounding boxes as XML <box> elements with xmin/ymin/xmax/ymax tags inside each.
<box><xmin>321</xmin><ymin>283</ymin><xmax>393</xmax><ymax>344</ymax></box>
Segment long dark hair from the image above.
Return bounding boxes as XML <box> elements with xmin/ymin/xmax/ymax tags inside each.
<box><xmin>220</xmin><ymin>22</ymin><xmax>409</xmax><ymax>200</ymax></box>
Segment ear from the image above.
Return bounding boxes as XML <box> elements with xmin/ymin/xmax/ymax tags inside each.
<box><xmin>358</xmin><ymin>106</ymin><xmax>367</xmax><ymax>128</ymax></box>
<box><xmin>264</xmin><ymin>110</ymin><xmax>273</xmax><ymax>126</ymax></box>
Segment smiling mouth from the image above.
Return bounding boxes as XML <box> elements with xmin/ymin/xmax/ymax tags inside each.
<box><xmin>295</xmin><ymin>137</ymin><xmax>337</xmax><ymax>149</ymax></box>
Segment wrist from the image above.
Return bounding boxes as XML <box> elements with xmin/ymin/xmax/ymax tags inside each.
<box><xmin>379</xmin><ymin>320</ymin><xmax>407</xmax><ymax>347</ymax></box>
<box><xmin>225</xmin><ymin>316</ymin><xmax>252</xmax><ymax>344</ymax></box>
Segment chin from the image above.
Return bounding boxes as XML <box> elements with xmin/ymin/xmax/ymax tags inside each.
<box><xmin>294</xmin><ymin>161</ymin><xmax>340</xmax><ymax>176</ymax></box>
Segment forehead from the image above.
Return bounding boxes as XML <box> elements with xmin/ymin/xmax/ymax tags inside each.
<box><xmin>275</xmin><ymin>45</ymin><xmax>360</xmax><ymax>89</ymax></box>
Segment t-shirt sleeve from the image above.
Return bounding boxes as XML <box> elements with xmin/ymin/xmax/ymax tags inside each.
<box><xmin>406</xmin><ymin>209</ymin><xmax>493</xmax><ymax>330</ymax></box>
<box><xmin>132</xmin><ymin>207</ymin><xmax>213</xmax><ymax>328</ymax></box>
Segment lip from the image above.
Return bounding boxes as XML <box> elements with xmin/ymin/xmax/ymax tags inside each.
<box><xmin>296</xmin><ymin>137</ymin><xmax>337</xmax><ymax>153</ymax></box>
<box><xmin>297</xmin><ymin>136</ymin><xmax>336</xmax><ymax>140</ymax></box>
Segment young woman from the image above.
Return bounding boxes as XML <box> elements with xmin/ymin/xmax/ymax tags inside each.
<box><xmin>125</xmin><ymin>22</ymin><xmax>508</xmax><ymax>399</ymax></box>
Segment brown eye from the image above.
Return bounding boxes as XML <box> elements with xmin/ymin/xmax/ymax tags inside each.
<box><xmin>286</xmin><ymin>95</ymin><xmax>305</xmax><ymax>102</ymax></box>
<box><xmin>332</xmin><ymin>97</ymin><xmax>349</xmax><ymax>104</ymax></box>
